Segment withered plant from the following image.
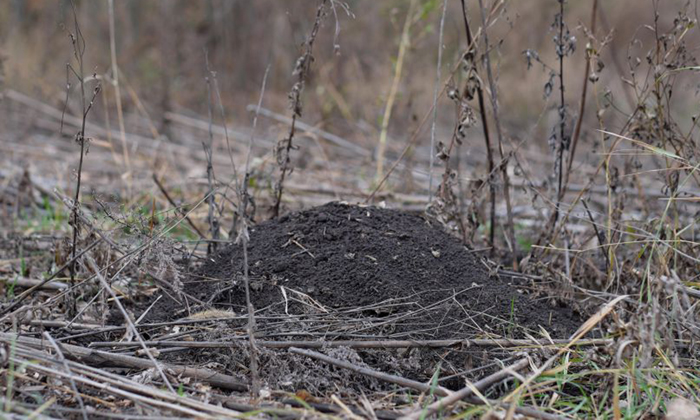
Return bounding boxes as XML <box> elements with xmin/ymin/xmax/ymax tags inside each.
<box><xmin>271</xmin><ymin>0</ymin><xmax>328</xmax><ymax>218</ymax></box>
<box><xmin>61</xmin><ymin>1</ymin><xmax>102</xmax><ymax>316</ymax></box>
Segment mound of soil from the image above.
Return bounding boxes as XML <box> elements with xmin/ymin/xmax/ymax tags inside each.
<box><xmin>169</xmin><ymin>202</ymin><xmax>580</xmax><ymax>338</ymax></box>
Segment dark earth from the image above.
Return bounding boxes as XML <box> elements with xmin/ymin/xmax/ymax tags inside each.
<box><xmin>135</xmin><ymin>202</ymin><xmax>586</xmax><ymax>391</ymax></box>
<box><xmin>148</xmin><ymin>202</ymin><xmax>581</xmax><ymax>339</ymax></box>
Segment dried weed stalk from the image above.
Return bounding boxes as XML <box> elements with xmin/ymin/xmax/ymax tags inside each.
<box><xmin>234</xmin><ymin>65</ymin><xmax>271</xmax><ymax>398</ymax></box>
<box><xmin>623</xmin><ymin>2</ymin><xmax>700</xmax><ymax>363</ymax></box>
<box><xmin>271</xmin><ymin>0</ymin><xmax>328</xmax><ymax>218</ymax></box>
<box><xmin>203</xmin><ymin>53</ymin><xmax>221</xmax><ymax>255</ymax></box>
<box><xmin>523</xmin><ymin>0</ymin><xmax>576</xmax><ymax>251</ymax></box>
<box><xmin>476</xmin><ymin>0</ymin><xmax>517</xmax><ymax>262</ymax></box>
<box><xmin>552</xmin><ymin>0</ymin><xmax>576</xmax><ymax>214</ymax></box>
<box><xmin>428</xmin><ymin>0</ymin><xmax>448</xmax><ymax>201</ymax></box>
<box><xmin>563</xmin><ymin>0</ymin><xmax>599</xmax><ymax>192</ymax></box>
<box><xmin>459</xmin><ymin>0</ymin><xmax>496</xmax><ymax>250</ymax></box>
<box><xmin>61</xmin><ymin>1</ymin><xmax>102</xmax><ymax>316</ymax></box>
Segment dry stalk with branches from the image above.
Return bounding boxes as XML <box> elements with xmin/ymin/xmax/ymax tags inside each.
<box><xmin>271</xmin><ymin>0</ymin><xmax>328</xmax><ymax>218</ymax></box>
<box><xmin>475</xmin><ymin>0</ymin><xmax>517</xmax><ymax>263</ymax></box>
<box><xmin>203</xmin><ymin>54</ymin><xmax>221</xmax><ymax>255</ymax></box>
<box><xmin>459</xmin><ymin>0</ymin><xmax>496</xmax><ymax>250</ymax></box>
<box><xmin>61</xmin><ymin>1</ymin><xmax>102</xmax><ymax>317</ymax></box>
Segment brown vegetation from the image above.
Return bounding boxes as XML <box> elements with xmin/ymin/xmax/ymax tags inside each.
<box><xmin>1</xmin><ymin>1</ymin><xmax>699</xmax><ymax>418</ymax></box>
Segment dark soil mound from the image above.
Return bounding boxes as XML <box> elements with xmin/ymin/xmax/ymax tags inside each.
<box><xmin>171</xmin><ymin>202</ymin><xmax>580</xmax><ymax>338</ymax></box>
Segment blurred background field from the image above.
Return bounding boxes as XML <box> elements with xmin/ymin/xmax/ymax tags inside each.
<box><xmin>2</xmin><ymin>0</ymin><xmax>699</xmax><ymax>220</ymax></box>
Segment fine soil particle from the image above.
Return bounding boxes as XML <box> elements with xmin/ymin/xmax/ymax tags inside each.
<box><xmin>159</xmin><ymin>202</ymin><xmax>581</xmax><ymax>339</ymax></box>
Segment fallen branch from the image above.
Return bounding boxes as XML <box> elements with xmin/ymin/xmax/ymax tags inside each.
<box><xmin>0</xmin><ymin>277</ymin><xmax>67</xmax><ymax>291</ymax></box>
<box><xmin>9</xmin><ymin>344</ymin><xmax>241</xmax><ymax>418</ymax></box>
<box><xmin>0</xmin><ymin>332</ymin><xmax>248</xmax><ymax>391</ymax></box>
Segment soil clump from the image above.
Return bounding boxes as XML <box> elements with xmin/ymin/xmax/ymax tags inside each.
<box><xmin>152</xmin><ymin>202</ymin><xmax>581</xmax><ymax>339</ymax></box>
<box><xmin>139</xmin><ymin>202</ymin><xmax>584</xmax><ymax>391</ymax></box>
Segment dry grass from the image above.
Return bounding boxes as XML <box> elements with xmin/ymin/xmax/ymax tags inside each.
<box><xmin>1</xmin><ymin>0</ymin><xmax>699</xmax><ymax>419</ymax></box>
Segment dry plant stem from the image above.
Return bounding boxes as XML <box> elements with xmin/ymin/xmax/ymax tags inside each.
<box><xmin>48</xmin><ymin>187</ymin><xmax>216</xmax><ymax>303</ymax></box>
<box><xmin>203</xmin><ymin>54</ymin><xmax>219</xmax><ymax>255</ymax></box>
<box><xmin>554</xmin><ymin>0</ymin><xmax>566</xmax><ymax>223</ymax></box>
<box><xmin>212</xmin><ymin>72</ymin><xmax>238</xmax><ymax>182</ymax></box>
<box><xmin>223</xmin><ymin>401</ymin><xmax>340</xmax><ymax>420</ymax></box>
<box><xmin>236</xmin><ymin>199</ymin><xmax>259</xmax><ymax>396</ymax></box>
<box><xmin>563</xmin><ymin>0</ymin><xmax>598</xmax><ymax>194</ymax></box>
<box><xmin>293</xmin><ymin>348</ymin><xmax>563</xmax><ymax>420</ymax></box>
<box><xmin>367</xmin><ymin>39</ymin><xmax>481</xmax><ymax>203</ymax></box>
<box><xmin>1</xmin><ymin>333</ymin><xmax>248</xmax><ymax>392</ymax></box>
<box><xmin>241</xmin><ymin>240</ymin><xmax>259</xmax><ymax>396</ymax></box>
<box><xmin>244</xmin><ymin>67</ymin><xmax>270</xmax><ymax>187</ymax></box>
<box><xmin>237</xmin><ymin>65</ymin><xmax>270</xmax><ymax>398</ymax></box>
<box><xmin>42</xmin><ymin>332</ymin><xmax>88</xmax><ymax>420</ymax></box>
<box><xmin>533</xmin><ymin>3</ymin><xmax>580</xmax><ymax>255</ymax></box>
<box><xmin>8</xmin><ymin>342</ymin><xmax>244</xmax><ymax>417</ymax></box>
<box><xmin>210</xmin><ymin>68</ymin><xmax>241</xmax><ymax>232</ymax></box>
<box><xmin>84</xmin><ymin>256</ymin><xmax>176</xmax><ymax>394</ymax></box>
<box><xmin>0</xmin><ymin>278</ymin><xmax>66</xmax><ymax>290</ymax></box>
<box><xmin>108</xmin><ymin>0</ymin><xmax>131</xmax><ymax>195</ymax></box>
<box><xmin>596</xmin><ymin>5</ymin><xmax>636</xmax><ymax>110</ymax></box>
<box><xmin>6</xmin><ymin>184</ymin><xmax>213</xmax><ymax>321</ymax></box>
<box><xmin>399</xmin><ymin>358</ymin><xmax>529</xmax><ymax>420</ymax></box>
<box><xmin>476</xmin><ymin>0</ymin><xmax>517</xmax><ymax>261</ymax></box>
<box><xmin>119</xmin><ymin>71</ymin><xmax>160</xmax><ymax>139</ymax></box>
<box><xmin>428</xmin><ymin>0</ymin><xmax>448</xmax><ymax>200</ymax></box>
<box><xmin>89</xmin><ymin>337</ymin><xmax>611</xmax><ymax>349</ymax></box>
<box><xmin>460</xmin><ymin>0</ymin><xmax>496</xmax><ymax>250</ymax></box>
<box><xmin>582</xmin><ymin>198</ymin><xmax>610</xmax><ymax>271</ymax></box>
<box><xmin>536</xmin><ymin>136</ymin><xmax>625</xmax><ymax>261</ymax></box>
<box><xmin>65</xmin><ymin>1</ymin><xmax>100</xmax><ymax>318</ymax></box>
<box><xmin>271</xmin><ymin>0</ymin><xmax>327</xmax><ymax>218</ymax></box>
<box><xmin>376</xmin><ymin>0</ymin><xmax>416</xmax><ymax>182</ymax></box>
<box><xmin>8</xmin><ymin>362</ymin><xmax>194</xmax><ymax>417</ymax></box>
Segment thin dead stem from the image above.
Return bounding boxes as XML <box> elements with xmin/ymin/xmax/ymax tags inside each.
<box><xmin>203</xmin><ymin>52</ymin><xmax>220</xmax><ymax>255</ymax></box>
<box><xmin>84</xmin><ymin>256</ymin><xmax>177</xmax><ymax>394</ymax></box>
<box><xmin>236</xmin><ymin>65</ymin><xmax>271</xmax><ymax>398</ymax></box>
<box><xmin>271</xmin><ymin>0</ymin><xmax>327</xmax><ymax>218</ymax></box>
<box><xmin>429</xmin><ymin>0</ymin><xmax>448</xmax><ymax>201</ymax></box>
<box><xmin>65</xmin><ymin>1</ymin><xmax>101</xmax><ymax>317</ymax></box>
<box><xmin>460</xmin><ymin>0</ymin><xmax>497</xmax><ymax>251</ymax></box>
<box><xmin>563</xmin><ymin>0</ymin><xmax>599</xmax><ymax>194</ymax></box>
<box><xmin>476</xmin><ymin>0</ymin><xmax>517</xmax><ymax>263</ymax></box>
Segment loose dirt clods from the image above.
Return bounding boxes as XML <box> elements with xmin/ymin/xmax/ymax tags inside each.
<box><xmin>149</xmin><ymin>202</ymin><xmax>581</xmax><ymax>340</ymax></box>
<box><xmin>137</xmin><ymin>202</ymin><xmax>585</xmax><ymax>391</ymax></box>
